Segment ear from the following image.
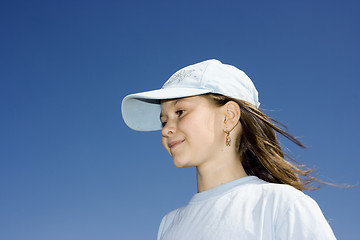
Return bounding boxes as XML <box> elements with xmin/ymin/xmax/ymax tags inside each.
<box><xmin>223</xmin><ymin>101</ymin><xmax>241</xmax><ymax>131</ymax></box>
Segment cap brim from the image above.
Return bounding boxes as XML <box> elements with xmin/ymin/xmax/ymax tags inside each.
<box><xmin>121</xmin><ymin>87</ymin><xmax>211</xmax><ymax>131</ymax></box>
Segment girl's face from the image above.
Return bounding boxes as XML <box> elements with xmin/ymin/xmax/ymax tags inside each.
<box><xmin>160</xmin><ymin>95</ymin><xmax>225</xmax><ymax>168</ymax></box>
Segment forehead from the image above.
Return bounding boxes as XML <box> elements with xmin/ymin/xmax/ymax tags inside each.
<box><xmin>160</xmin><ymin>95</ymin><xmax>203</xmax><ymax>107</ymax></box>
<box><xmin>160</xmin><ymin>95</ymin><xmax>217</xmax><ymax>116</ymax></box>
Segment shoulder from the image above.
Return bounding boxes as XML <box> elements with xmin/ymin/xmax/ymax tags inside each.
<box><xmin>240</xmin><ymin>178</ymin><xmax>320</xmax><ymax>215</ymax></box>
<box><xmin>158</xmin><ymin>206</ymin><xmax>184</xmax><ymax>232</ymax></box>
<box><xmin>229</xmin><ymin>177</ymin><xmax>306</xmax><ymax>205</ymax></box>
<box><xmin>275</xmin><ymin>195</ymin><xmax>336</xmax><ymax>239</ymax></box>
<box><xmin>227</xmin><ymin>178</ymin><xmax>321</xmax><ymax>222</ymax></box>
<box><xmin>160</xmin><ymin>208</ymin><xmax>179</xmax><ymax>223</ymax></box>
<box><xmin>261</xmin><ymin>183</ymin><xmax>336</xmax><ymax>239</ymax></box>
<box><xmin>261</xmin><ymin>181</ymin><xmax>306</xmax><ymax>202</ymax></box>
<box><xmin>232</xmin><ymin>179</ymin><xmax>336</xmax><ymax>239</ymax></box>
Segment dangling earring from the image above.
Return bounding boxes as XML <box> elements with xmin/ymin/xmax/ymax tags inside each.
<box><xmin>224</xmin><ymin>116</ymin><xmax>231</xmax><ymax>146</ymax></box>
<box><xmin>224</xmin><ymin>115</ymin><xmax>240</xmax><ymax>147</ymax></box>
<box><xmin>225</xmin><ymin>130</ymin><xmax>231</xmax><ymax>146</ymax></box>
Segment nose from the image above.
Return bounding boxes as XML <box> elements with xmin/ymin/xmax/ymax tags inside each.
<box><xmin>161</xmin><ymin>120</ymin><xmax>176</xmax><ymax>137</ymax></box>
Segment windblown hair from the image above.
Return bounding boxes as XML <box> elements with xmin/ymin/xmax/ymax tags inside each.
<box><xmin>206</xmin><ymin>93</ymin><xmax>319</xmax><ymax>191</ymax></box>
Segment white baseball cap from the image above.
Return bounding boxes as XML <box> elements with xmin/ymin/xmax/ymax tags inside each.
<box><xmin>121</xmin><ymin>59</ymin><xmax>260</xmax><ymax>131</ymax></box>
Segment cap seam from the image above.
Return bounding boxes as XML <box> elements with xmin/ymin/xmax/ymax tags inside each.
<box><xmin>199</xmin><ymin>61</ymin><xmax>212</xmax><ymax>88</ymax></box>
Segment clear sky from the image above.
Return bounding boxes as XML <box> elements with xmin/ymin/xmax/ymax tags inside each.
<box><xmin>1</xmin><ymin>0</ymin><xmax>359</xmax><ymax>239</ymax></box>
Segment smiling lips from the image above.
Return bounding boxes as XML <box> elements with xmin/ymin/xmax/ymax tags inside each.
<box><xmin>168</xmin><ymin>140</ymin><xmax>184</xmax><ymax>149</ymax></box>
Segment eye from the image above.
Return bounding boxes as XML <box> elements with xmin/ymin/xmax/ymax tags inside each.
<box><xmin>161</xmin><ymin>121</ymin><xmax>167</xmax><ymax>127</ymax></box>
<box><xmin>176</xmin><ymin>110</ymin><xmax>184</xmax><ymax>117</ymax></box>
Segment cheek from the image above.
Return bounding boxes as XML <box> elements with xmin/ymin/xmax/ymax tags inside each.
<box><xmin>201</xmin><ymin>111</ymin><xmax>219</xmax><ymax>136</ymax></box>
<box><xmin>181</xmin><ymin>112</ymin><xmax>217</xmax><ymax>142</ymax></box>
<box><xmin>203</xmin><ymin>111</ymin><xmax>225</xmax><ymax>147</ymax></box>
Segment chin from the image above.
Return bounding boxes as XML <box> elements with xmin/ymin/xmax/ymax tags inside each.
<box><xmin>173</xmin><ymin>160</ymin><xmax>186</xmax><ymax>168</ymax></box>
<box><xmin>173</xmin><ymin>157</ymin><xmax>193</xmax><ymax>168</ymax></box>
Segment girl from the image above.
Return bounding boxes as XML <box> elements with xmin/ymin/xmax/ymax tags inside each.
<box><xmin>121</xmin><ymin>59</ymin><xmax>336</xmax><ymax>239</ymax></box>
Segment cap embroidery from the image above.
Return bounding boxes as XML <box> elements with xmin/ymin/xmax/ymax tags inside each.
<box><xmin>162</xmin><ymin>63</ymin><xmax>208</xmax><ymax>89</ymax></box>
<box><xmin>162</xmin><ymin>69</ymin><xmax>196</xmax><ymax>88</ymax></box>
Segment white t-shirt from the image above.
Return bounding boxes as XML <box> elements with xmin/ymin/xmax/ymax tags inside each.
<box><xmin>157</xmin><ymin>176</ymin><xmax>336</xmax><ymax>240</ymax></box>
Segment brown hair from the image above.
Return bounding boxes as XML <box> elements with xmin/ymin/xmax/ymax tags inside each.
<box><xmin>206</xmin><ymin>93</ymin><xmax>319</xmax><ymax>191</ymax></box>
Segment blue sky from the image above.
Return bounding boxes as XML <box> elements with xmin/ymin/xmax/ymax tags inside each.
<box><xmin>1</xmin><ymin>0</ymin><xmax>359</xmax><ymax>239</ymax></box>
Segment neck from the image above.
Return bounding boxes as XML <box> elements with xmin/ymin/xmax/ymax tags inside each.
<box><xmin>196</xmin><ymin>153</ymin><xmax>247</xmax><ymax>193</ymax></box>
